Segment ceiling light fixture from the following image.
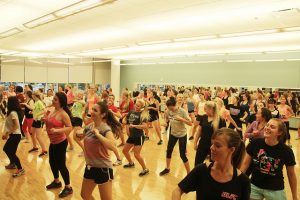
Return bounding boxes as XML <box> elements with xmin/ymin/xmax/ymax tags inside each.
<box><xmin>23</xmin><ymin>14</ymin><xmax>57</xmax><ymax>28</ymax></box>
<box><xmin>2</xmin><ymin>59</ymin><xmax>19</xmax><ymax>63</ymax></box>
<box><xmin>221</xmin><ymin>29</ymin><xmax>278</xmax><ymax>38</ymax></box>
<box><xmin>0</xmin><ymin>51</ymin><xmax>19</xmax><ymax>56</ymax></box>
<box><xmin>0</xmin><ymin>28</ymin><xmax>22</xmax><ymax>38</ymax></box>
<box><xmin>137</xmin><ymin>40</ymin><xmax>172</xmax><ymax>46</ymax></box>
<box><xmin>54</xmin><ymin>0</ymin><xmax>105</xmax><ymax>17</ymax></box>
<box><xmin>174</xmin><ymin>35</ymin><xmax>217</xmax><ymax>42</ymax></box>
<box><xmin>48</xmin><ymin>60</ymin><xmax>73</xmax><ymax>65</ymax></box>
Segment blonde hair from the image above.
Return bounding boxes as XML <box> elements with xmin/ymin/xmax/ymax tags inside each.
<box><xmin>122</xmin><ymin>91</ymin><xmax>130</xmax><ymax>110</ymax></box>
<box><xmin>136</xmin><ymin>99</ymin><xmax>150</xmax><ymax>122</ymax></box>
<box><xmin>205</xmin><ymin>101</ymin><xmax>220</xmax><ymax>131</ymax></box>
<box><xmin>33</xmin><ymin>91</ymin><xmax>42</xmax><ymax>100</ymax></box>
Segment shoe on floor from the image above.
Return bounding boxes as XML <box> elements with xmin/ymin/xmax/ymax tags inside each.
<box><xmin>5</xmin><ymin>164</ymin><xmax>17</xmax><ymax>169</ymax></box>
<box><xmin>113</xmin><ymin>159</ymin><xmax>122</xmax><ymax>166</ymax></box>
<box><xmin>157</xmin><ymin>140</ymin><xmax>163</xmax><ymax>145</ymax></box>
<box><xmin>159</xmin><ymin>168</ymin><xmax>170</xmax><ymax>176</ymax></box>
<box><xmin>12</xmin><ymin>169</ymin><xmax>25</xmax><ymax>177</ymax></box>
<box><xmin>139</xmin><ymin>169</ymin><xmax>149</xmax><ymax>177</ymax></box>
<box><xmin>123</xmin><ymin>163</ymin><xmax>135</xmax><ymax>168</ymax></box>
<box><xmin>39</xmin><ymin>151</ymin><xmax>48</xmax><ymax>157</ymax></box>
<box><xmin>59</xmin><ymin>186</ymin><xmax>73</xmax><ymax>198</ymax></box>
<box><xmin>28</xmin><ymin>147</ymin><xmax>38</xmax><ymax>153</ymax></box>
<box><xmin>46</xmin><ymin>181</ymin><xmax>62</xmax><ymax>190</ymax></box>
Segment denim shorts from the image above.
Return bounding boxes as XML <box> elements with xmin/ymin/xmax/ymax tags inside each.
<box><xmin>250</xmin><ymin>184</ymin><xmax>286</xmax><ymax>200</ymax></box>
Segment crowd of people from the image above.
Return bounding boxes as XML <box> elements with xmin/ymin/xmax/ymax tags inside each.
<box><xmin>0</xmin><ymin>83</ymin><xmax>299</xmax><ymax>199</ymax></box>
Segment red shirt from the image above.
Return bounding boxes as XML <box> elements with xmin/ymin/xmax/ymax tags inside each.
<box><xmin>108</xmin><ymin>104</ymin><xmax>118</xmax><ymax>113</ymax></box>
<box><xmin>119</xmin><ymin>100</ymin><xmax>134</xmax><ymax>115</ymax></box>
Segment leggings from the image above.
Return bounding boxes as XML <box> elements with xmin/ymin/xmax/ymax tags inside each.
<box><xmin>284</xmin><ymin>121</ymin><xmax>290</xmax><ymax>140</ymax></box>
<box><xmin>49</xmin><ymin>139</ymin><xmax>70</xmax><ymax>185</ymax></box>
<box><xmin>195</xmin><ymin>144</ymin><xmax>210</xmax><ymax>167</ymax></box>
<box><xmin>228</xmin><ymin>120</ymin><xmax>243</xmax><ymax>138</ymax></box>
<box><xmin>3</xmin><ymin>134</ymin><xmax>22</xmax><ymax>169</ymax></box>
<box><xmin>166</xmin><ymin>134</ymin><xmax>188</xmax><ymax>163</ymax></box>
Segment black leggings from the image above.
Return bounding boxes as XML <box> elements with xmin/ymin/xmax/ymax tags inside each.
<box><xmin>228</xmin><ymin>120</ymin><xmax>243</xmax><ymax>138</ymax></box>
<box><xmin>49</xmin><ymin>139</ymin><xmax>70</xmax><ymax>185</ymax></box>
<box><xmin>195</xmin><ymin>144</ymin><xmax>210</xmax><ymax>167</ymax></box>
<box><xmin>3</xmin><ymin>134</ymin><xmax>22</xmax><ymax>169</ymax></box>
<box><xmin>166</xmin><ymin>134</ymin><xmax>188</xmax><ymax>163</ymax></box>
<box><xmin>284</xmin><ymin>121</ymin><xmax>290</xmax><ymax>140</ymax></box>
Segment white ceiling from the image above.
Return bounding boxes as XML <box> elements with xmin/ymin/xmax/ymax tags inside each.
<box><xmin>0</xmin><ymin>0</ymin><xmax>300</xmax><ymax>59</ymax></box>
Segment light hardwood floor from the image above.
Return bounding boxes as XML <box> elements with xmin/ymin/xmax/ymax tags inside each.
<box><xmin>0</xmin><ymin>120</ymin><xmax>299</xmax><ymax>200</ymax></box>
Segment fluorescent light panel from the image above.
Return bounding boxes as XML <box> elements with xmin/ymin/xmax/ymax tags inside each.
<box><xmin>24</xmin><ymin>14</ymin><xmax>57</xmax><ymax>28</ymax></box>
<box><xmin>0</xmin><ymin>28</ymin><xmax>22</xmax><ymax>38</ymax></box>
<box><xmin>221</xmin><ymin>29</ymin><xmax>278</xmax><ymax>38</ymax></box>
<box><xmin>138</xmin><ymin>40</ymin><xmax>172</xmax><ymax>45</ymax></box>
<box><xmin>54</xmin><ymin>0</ymin><xmax>103</xmax><ymax>17</ymax></box>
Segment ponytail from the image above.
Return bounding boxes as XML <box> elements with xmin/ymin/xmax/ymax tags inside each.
<box><xmin>232</xmin><ymin>141</ymin><xmax>245</xmax><ymax>168</ymax></box>
<box><xmin>106</xmin><ymin>110</ymin><xmax>122</xmax><ymax>138</ymax></box>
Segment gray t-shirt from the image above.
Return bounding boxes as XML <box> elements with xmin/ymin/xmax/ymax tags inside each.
<box><xmin>167</xmin><ymin>107</ymin><xmax>189</xmax><ymax>137</ymax></box>
<box><xmin>5</xmin><ymin>111</ymin><xmax>21</xmax><ymax>134</ymax></box>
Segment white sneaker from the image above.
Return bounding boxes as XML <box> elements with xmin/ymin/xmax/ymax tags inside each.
<box><xmin>113</xmin><ymin>159</ymin><xmax>122</xmax><ymax>166</ymax></box>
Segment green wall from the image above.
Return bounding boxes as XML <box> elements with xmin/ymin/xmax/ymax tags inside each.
<box><xmin>120</xmin><ymin>61</ymin><xmax>300</xmax><ymax>90</ymax></box>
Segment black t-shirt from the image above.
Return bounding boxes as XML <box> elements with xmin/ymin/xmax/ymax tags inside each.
<box><xmin>178</xmin><ymin>163</ymin><xmax>250</xmax><ymax>200</ymax></box>
<box><xmin>199</xmin><ymin>115</ymin><xmax>226</xmax><ymax>147</ymax></box>
<box><xmin>246</xmin><ymin>138</ymin><xmax>296</xmax><ymax>190</ymax></box>
<box><xmin>126</xmin><ymin>111</ymin><xmax>146</xmax><ymax>137</ymax></box>
<box><xmin>228</xmin><ymin>104</ymin><xmax>245</xmax><ymax>123</ymax></box>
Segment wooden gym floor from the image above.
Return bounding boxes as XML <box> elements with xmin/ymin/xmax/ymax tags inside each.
<box><xmin>0</xmin><ymin>120</ymin><xmax>299</xmax><ymax>200</ymax></box>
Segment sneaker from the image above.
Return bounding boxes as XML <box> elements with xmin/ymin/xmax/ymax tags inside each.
<box><xmin>157</xmin><ymin>140</ymin><xmax>163</xmax><ymax>145</ymax></box>
<box><xmin>123</xmin><ymin>163</ymin><xmax>135</xmax><ymax>168</ymax></box>
<box><xmin>159</xmin><ymin>168</ymin><xmax>170</xmax><ymax>176</ymax></box>
<box><xmin>144</xmin><ymin>136</ymin><xmax>150</xmax><ymax>141</ymax></box>
<box><xmin>28</xmin><ymin>147</ymin><xmax>38</xmax><ymax>153</ymax></box>
<box><xmin>139</xmin><ymin>169</ymin><xmax>149</xmax><ymax>177</ymax></box>
<box><xmin>46</xmin><ymin>181</ymin><xmax>62</xmax><ymax>190</ymax></box>
<box><xmin>5</xmin><ymin>164</ymin><xmax>17</xmax><ymax>169</ymax></box>
<box><xmin>58</xmin><ymin>186</ymin><xmax>73</xmax><ymax>198</ymax></box>
<box><xmin>189</xmin><ymin>136</ymin><xmax>194</xmax><ymax>140</ymax></box>
<box><xmin>39</xmin><ymin>151</ymin><xmax>48</xmax><ymax>157</ymax></box>
<box><xmin>113</xmin><ymin>159</ymin><xmax>122</xmax><ymax>166</ymax></box>
<box><xmin>12</xmin><ymin>169</ymin><xmax>25</xmax><ymax>177</ymax></box>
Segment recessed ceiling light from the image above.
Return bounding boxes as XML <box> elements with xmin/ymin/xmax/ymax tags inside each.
<box><xmin>0</xmin><ymin>28</ymin><xmax>22</xmax><ymax>38</ymax></box>
<box><xmin>24</xmin><ymin>14</ymin><xmax>57</xmax><ymax>28</ymax></box>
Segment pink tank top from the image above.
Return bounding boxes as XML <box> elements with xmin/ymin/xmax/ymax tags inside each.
<box><xmin>45</xmin><ymin>116</ymin><xmax>66</xmax><ymax>144</ymax></box>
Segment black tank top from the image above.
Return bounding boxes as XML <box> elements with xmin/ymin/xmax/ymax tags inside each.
<box><xmin>149</xmin><ymin>102</ymin><xmax>158</xmax><ymax>116</ymax></box>
<box><xmin>24</xmin><ymin>99</ymin><xmax>33</xmax><ymax>118</ymax></box>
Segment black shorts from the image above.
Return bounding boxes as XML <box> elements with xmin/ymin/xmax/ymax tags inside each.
<box><xmin>188</xmin><ymin>110</ymin><xmax>194</xmax><ymax>114</ymax></box>
<box><xmin>71</xmin><ymin>117</ymin><xmax>83</xmax><ymax>127</ymax></box>
<box><xmin>149</xmin><ymin>114</ymin><xmax>159</xmax><ymax>122</ymax></box>
<box><xmin>127</xmin><ymin>136</ymin><xmax>145</xmax><ymax>146</ymax></box>
<box><xmin>84</xmin><ymin>166</ymin><xmax>113</xmax><ymax>184</ymax></box>
<box><xmin>195</xmin><ymin>115</ymin><xmax>204</xmax><ymax>122</ymax></box>
<box><xmin>32</xmin><ymin>120</ymin><xmax>43</xmax><ymax>128</ymax></box>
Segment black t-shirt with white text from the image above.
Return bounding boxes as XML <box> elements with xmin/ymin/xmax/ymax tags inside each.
<box><xmin>126</xmin><ymin>111</ymin><xmax>146</xmax><ymax>137</ymax></box>
<box><xmin>178</xmin><ymin>163</ymin><xmax>250</xmax><ymax>200</ymax></box>
<box><xmin>246</xmin><ymin>138</ymin><xmax>296</xmax><ymax>190</ymax></box>
<box><xmin>228</xmin><ymin>104</ymin><xmax>245</xmax><ymax>123</ymax></box>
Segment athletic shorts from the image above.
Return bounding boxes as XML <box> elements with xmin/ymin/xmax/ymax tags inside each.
<box><xmin>149</xmin><ymin>114</ymin><xmax>159</xmax><ymax>122</ymax></box>
<box><xmin>250</xmin><ymin>184</ymin><xmax>286</xmax><ymax>200</ymax></box>
<box><xmin>32</xmin><ymin>120</ymin><xmax>43</xmax><ymax>128</ymax></box>
<box><xmin>84</xmin><ymin>166</ymin><xmax>113</xmax><ymax>185</ymax></box>
<box><xmin>127</xmin><ymin>136</ymin><xmax>145</xmax><ymax>146</ymax></box>
<box><xmin>71</xmin><ymin>117</ymin><xmax>83</xmax><ymax>127</ymax></box>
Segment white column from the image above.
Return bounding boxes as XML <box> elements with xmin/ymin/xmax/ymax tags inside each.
<box><xmin>111</xmin><ymin>60</ymin><xmax>121</xmax><ymax>106</ymax></box>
